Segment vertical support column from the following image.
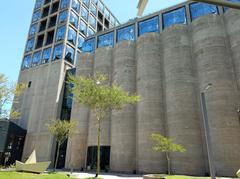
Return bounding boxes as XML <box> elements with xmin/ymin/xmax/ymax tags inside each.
<box><xmin>136</xmin><ymin>33</ymin><xmax>166</xmax><ymax>173</ymax></box>
<box><xmin>110</xmin><ymin>41</ymin><xmax>137</xmax><ymax>172</ymax></box>
<box><xmin>163</xmin><ymin>25</ymin><xmax>205</xmax><ymax>175</ymax></box>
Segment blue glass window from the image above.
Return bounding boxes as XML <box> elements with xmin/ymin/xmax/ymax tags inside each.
<box><xmin>32</xmin><ymin>51</ymin><xmax>41</xmax><ymax>67</ymax></box>
<box><xmin>90</xmin><ymin>3</ymin><xmax>97</xmax><ymax>16</ymax></box>
<box><xmin>78</xmin><ymin>35</ymin><xmax>85</xmax><ymax>50</ymax></box>
<box><xmin>98</xmin><ymin>32</ymin><xmax>114</xmax><ymax>48</ymax></box>
<box><xmin>58</xmin><ymin>10</ymin><xmax>68</xmax><ymax>24</ymax></box>
<box><xmin>70</xmin><ymin>12</ymin><xmax>79</xmax><ymax>28</ymax></box>
<box><xmin>56</xmin><ymin>26</ymin><xmax>66</xmax><ymax>42</ymax></box>
<box><xmin>117</xmin><ymin>25</ymin><xmax>135</xmax><ymax>42</ymax></box>
<box><xmin>29</xmin><ymin>23</ymin><xmax>38</xmax><ymax>36</ymax></box>
<box><xmin>80</xmin><ymin>20</ymin><xmax>87</xmax><ymax>35</ymax></box>
<box><xmin>53</xmin><ymin>44</ymin><xmax>63</xmax><ymax>61</ymax></box>
<box><xmin>93</xmin><ymin>0</ymin><xmax>98</xmax><ymax>5</ymax></box>
<box><xmin>83</xmin><ymin>0</ymin><xmax>90</xmax><ymax>7</ymax></box>
<box><xmin>89</xmin><ymin>15</ymin><xmax>96</xmax><ymax>28</ymax></box>
<box><xmin>81</xmin><ymin>6</ymin><xmax>88</xmax><ymax>21</ymax></box>
<box><xmin>104</xmin><ymin>9</ymin><xmax>110</xmax><ymax>20</ymax></box>
<box><xmin>163</xmin><ymin>7</ymin><xmax>187</xmax><ymax>29</ymax></box>
<box><xmin>224</xmin><ymin>0</ymin><xmax>240</xmax><ymax>11</ymax></box>
<box><xmin>87</xmin><ymin>28</ymin><xmax>95</xmax><ymax>37</ymax></box>
<box><xmin>98</xmin><ymin>1</ymin><xmax>104</xmax><ymax>12</ymax></box>
<box><xmin>35</xmin><ymin>0</ymin><xmax>43</xmax><ymax>9</ymax></box>
<box><xmin>26</xmin><ymin>38</ymin><xmax>35</xmax><ymax>52</ymax></box>
<box><xmin>72</xmin><ymin>0</ymin><xmax>80</xmax><ymax>12</ymax></box>
<box><xmin>138</xmin><ymin>16</ymin><xmax>159</xmax><ymax>36</ymax></box>
<box><xmin>190</xmin><ymin>2</ymin><xmax>218</xmax><ymax>21</ymax></box>
<box><xmin>32</xmin><ymin>10</ymin><xmax>41</xmax><ymax>22</ymax></box>
<box><xmin>82</xmin><ymin>38</ymin><xmax>95</xmax><ymax>53</ymax></box>
<box><xmin>65</xmin><ymin>45</ymin><xmax>75</xmax><ymax>64</ymax></box>
<box><xmin>22</xmin><ymin>55</ymin><xmax>32</xmax><ymax>70</ymax></box>
<box><xmin>42</xmin><ymin>47</ymin><xmax>52</xmax><ymax>64</ymax></box>
<box><xmin>67</xmin><ymin>27</ymin><xmax>77</xmax><ymax>45</ymax></box>
<box><xmin>60</xmin><ymin>0</ymin><xmax>70</xmax><ymax>9</ymax></box>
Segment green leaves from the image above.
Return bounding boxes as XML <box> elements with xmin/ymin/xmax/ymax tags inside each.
<box><xmin>151</xmin><ymin>133</ymin><xmax>186</xmax><ymax>153</ymax></box>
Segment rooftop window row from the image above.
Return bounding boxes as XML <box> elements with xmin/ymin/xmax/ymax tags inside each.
<box><xmin>82</xmin><ymin>1</ymin><xmax>238</xmax><ymax>53</ymax></box>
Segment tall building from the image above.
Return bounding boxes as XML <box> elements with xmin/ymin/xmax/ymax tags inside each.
<box><xmin>15</xmin><ymin>0</ymin><xmax>240</xmax><ymax>177</ymax></box>
<box><xmin>16</xmin><ymin>0</ymin><xmax>119</xmax><ymax>168</ymax></box>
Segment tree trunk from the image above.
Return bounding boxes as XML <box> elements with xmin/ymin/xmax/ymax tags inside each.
<box><xmin>96</xmin><ymin>119</ymin><xmax>101</xmax><ymax>177</ymax></box>
<box><xmin>54</xmin><ymin>142</ymin><xmax>61</xmax><ymax>172</ymax></box>
<box><xmin>166</xmin><ymin>152</ymin><xmax>171</xmax><ymax>175</ymax></box>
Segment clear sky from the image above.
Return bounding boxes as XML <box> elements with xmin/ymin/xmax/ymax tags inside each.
<box><xmin>0</xmin><ymin>0</ymin><xmax>185</xmax><ymax>83</ymax></box>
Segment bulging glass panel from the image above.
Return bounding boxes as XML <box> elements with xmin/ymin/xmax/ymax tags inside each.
<box><xmin>80</xmin><ymin>20</ymin><xmax>87</xmax><ymax>35</ymax></box>
<box><xmin>98</xmin><ymin>1</ymin><xmax>104</xmax><ymax>13</ymax></box>
<box><xmin>87</xmin><ymin>28</ymin><xmax>95</xmax><ymax>37</ymax></box>
<box><xmin>60</xmin><ymin>0</ymin><xmax>70</xmax><ymax>9</ymax></box>
<box><xmin>59</xmin><ymin>10</ymin><xmax>68</xmax><ymax>24</ymax></box>
<box><xmin>78</xmin><ymin>35</ymin><xmax>85</xmax><ymax>50</ymax></box>
<box><xmin>81</xmin><ymin>6</ymin><xmax>89</xmax><ymax>21</ymax></box>
<box><xmin>42</xmin><ymin>47</ymin><xmax>52</xmax><ymax>64</ymax></box>
<box><xmin>70</xmin><ymin>12</ymin><xmax>79</xmax><ymax>28</ymax></box>
<box><xmin>163</xmin><ymin>7</ymin><xmax>187</xmax><ymax>29</ymax></box>
<box><xmin>67</xmin><ymin>27</ymin><xmax>77</xmax><ymax>45</ymax></box>
<box><xmin>65</xmin><ymin>45</ymin><xmax>75</xmax><ymax>64</ymax></box>
<box><xmin>89</xmin><ymin>15</ymin><xmax>96</xmax><ymax>29</ymax></box>
<box><xmin>117</xmin><ymin>25</ymin><xmax>135</xmax><ymax>42</ymax></box>
<box><xmin>90</xmin><ymin>3</ymin><xmax>97</xmax><ymax>16</ymax></box>
<box><xmin>53</xmin><ymin>44</ymin><xmax>63</xmax><ymax>60</ymax></box>
<box><xmin>83</xmin><ymin>0</ymin><xmax>90</xmax><ymax>7</ymax></box>
<box><xmin>35</xmin><ymin>0</ymin><xmax>43</xmax><ymax>9</ymax></box>
<box><xmin>190</xmin><ymin>2</ymin><xmax>218</xmax><ymax>21</ymax></box>
<box><xmin>32</xmin><ymin>10</ymin><xmax>41</xmax><ymax>22</ymax></box>
<box><xmin>56</xmin><ymin>25</ymin><xmax>66</xmax><ymax>42</ymax></box>
<box><xmin>72</xmin><ymin>0</ymin><xmax>80</xmax><ymax>13</ymax></box>
<box><xmin>138</xmin><ymin>16</ymin><xmax>159</xmax><ymax>36</ymax></box>
<box><xmin>22</xmin><ymin>55</ymin><xmax>32</xmax><ymax>70</ymax></box>
<box><xmin>82</xmin><ymin>38</ymin><xmax>95</xmax><ymax>53</ymax></box>
<box><xmin>29</xmin><ymin>23</ymin><xmax>38</xmax><ymax>36</ymax></box>
<box><xmin>32</xmin><ymin>51</ymin><xmax>42</xmax><ymax>67</ymax></box>
<box><xmin>26</xmin><ymin>38</ymin><xmax>35</xmax><ymax>52</ymax></box>
<box><xmin>97</xmin><ymin>32</ymin><xmax>114</xmax><ymax>48</ymax></box>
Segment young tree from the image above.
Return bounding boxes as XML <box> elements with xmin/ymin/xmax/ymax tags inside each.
<box><xmin>0</xmin><ymin>73</ymin><xmax>26</xmax><ymax>119</ymax></box>
<box><xmin>151</xmin><ymin>133</ymin><xmax>186</xmax><ymax>175</ymax></box>
<box><xmin>68</xmin><ymin>73</ymin><xmax>139</xmax><ymax>177</ymax></box>
<box><xmin>47</xmin><ymin>119</ymin><xmax>77</xmax><ymax>171</ymax></box>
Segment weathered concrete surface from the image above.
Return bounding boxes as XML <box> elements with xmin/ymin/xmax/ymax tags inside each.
<box><xmin>162</xmin><ymin>25</ymin><xmax>205</xmax><ymax>175</ymax></box>
<box><xmin>136</xmin><ymin>33</ymin><xmax>166</xmax><ymax>174</ymax></box>
<box><xmin>110</xmin><ymin>41</ymin><xmax>137</xmax><ymax>172</ymax></box>
<box><xmin>191</xmin><ymin>14</ymin><xmax>240</xmax><ymax>176</ymax></box>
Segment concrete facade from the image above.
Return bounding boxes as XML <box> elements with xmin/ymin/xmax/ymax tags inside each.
<box><xmin>15</xmin><ymin>0</ymin><xmax>240</xmax><ymax>177</ymax></box>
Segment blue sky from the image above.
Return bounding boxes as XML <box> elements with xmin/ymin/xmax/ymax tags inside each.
<box><xmin>0</xmin><ymin>0</ymin><xmax>185</xmax><ymax>83</ymax></box>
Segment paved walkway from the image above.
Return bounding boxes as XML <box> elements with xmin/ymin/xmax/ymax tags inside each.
<box><xmin>72</xmin><ymin>172</ymin><xmax>143</xmax><ymax>179</ymax></box>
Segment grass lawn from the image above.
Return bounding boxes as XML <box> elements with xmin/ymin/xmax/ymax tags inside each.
<box><xmin>0</xmin><ymin>171</ymin><xmax>75</xmax><ymax>179</ymax></box>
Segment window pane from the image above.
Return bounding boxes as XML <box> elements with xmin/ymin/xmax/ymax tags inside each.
<box><xmin>224</xmin><ymin>0</ymin><xmax>240</xmax><ymax>11</ymax></box>
<box><xmin>89</xmin><ymin>15</ymin><xmax>96</xmax><ymax>28</ymax></box>
<box><xmin>82</xmin><ymin>38</ymin><xmax>95</xmax><ymax>53</ymax></box>
<box><xmin>80</xmin><ymin>20</ymin><xmax>87</xmax><ymax>35</ymax></box>
<box><xmin>35</xmin><ymin>0</ymin><xmax>43</xmax><ymax>9</ymax></box>
<box><xmin>81</xmin><ymin>6</ymin><xmax>89</xmax><ymax>21</ymax></box>
<box><xmin>67</xmin><ymin>27</ymin><xmax>77</xmax><ymax>45</ymax></box>
<box><xmin>163</xmin><ymin>7</ymin><xmax>187</xmax><ymax>29</ymax></box>
<box><xmin>22</xmin><ymin>55</ymin><xmax>32</xmax><ymax>70</ymax></box>
<box><xmin>104</xmin><ymin>9</ymin><xmax>110</xmax><ymax>20</ymax></box>
<box><xmin>59</xmin><ymin>10</ymin><xmax>68</xmax><ymax>24</ymax></box>
<box><xmin>117</xmin><ymin>25</ymin><xmax>135</xmax><ymax>42</ymax></box>
<box><xmin>83</xmin><ymin>0</ymin><xmax>90</xmax><ymax>7</ymax></box>
<box><xmin>56</xmin><ymin>26</ymin><xmax>66</xmax><ymax>41</ymax></box>
<box><xmin>32</xmin><ymin>10</ymin><xmax>41</xmax><ymax>22</ymax></box>
<box><xmin>98</xmin><ymin>1</ymin><xmax>104</xmax><ymax>12</ymax></box>
<box><xmin>87</xmin><ymin>28</ymin><xmax>95</xmax><ymax>37</ymax></box>
<box><xmin>65</xmin><ymin>45</ymin><xmax>75</xmax><ymax>64</ymax></box>
<box><xmin>93</xmin><ymin>0</ymin><xmax>98</xmax><ymax>5</ymax></box>
<box><xmin>98</xmin><ymin>32</ymin><xmax>114</xmax><ymax>48</ymax></box>
<box><xmin>60</xmin><ymin>0</ymin><xmax>70</xmax><ymax>9</ymax></box>
<box><xmin>190</xmin><ymin>2</ymin><xmax>218</xmax><ymax>21</ymax></box>
<box><xmin>70</xmin><ymin>12</ymin><xmax>79</xmax><ymax>28</ymax></box>
<box><xmin>78</xmin><ymin>35</ymin><xmax>85</xmax><ymax>50</ymax></box>
<box><xmin>90</xmin><ymin>3</ymin><xmax>97</xmax><ymax>16</ymax></box>
<box><xmin>72</xmin><ymin>0</ymin><xmax>80</xmax><ymax>12</ymax></box>
<box><xmin>26</xmin><ymin>38</ymin><xmax>35</xmax><ymax>52</ymax></box>
<box><xmin>32</xmin><ymin>51</ymin><xmax>42</xmax><ymax>67</ymax></box>
<box><xmin>138</xmin><ymin>16</ymin><xmax>159</xmax><ymax>36</ymax></box>
<box><xmin>29</xmin><ymin>23</ymin><xmax>38</xmax><ymax>36</ymax></box>
<box><xmin>42</xmin><ymin>47</ymin><xmax>52</xmax><ymax>64</ymax></box>
<box><xmin>53</xmin><ymin>44</ymin><xmax>63</xmax><ymax>60</ymax></box>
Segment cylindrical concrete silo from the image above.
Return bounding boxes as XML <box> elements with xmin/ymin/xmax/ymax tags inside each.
<box><xmin>162</xmin><ymin>25</ymin><xmax>205</xmax><ymax>175</ymax></box>
<box><xmin>87</xmin><ymin>47</ymin><xmax>113</xmax><ymax>167</ymax></box>
<box><xmin>65</xmin><ymin>53</ymin><xmax>94</xmax><ymax>169</ymax></box>
<box><xmin>110</xmin><ymin>41</ymin><xmax>137</xmax><ymax>172</ymax></box>
<box><xmin>136</xmin><ymin>33</ymin><xmax>166</xmax><ymax>173</ymax></box>
<box><xmin>192</xmin><ymin>14</ymin><xmax>240</xmax><ymax>176</ymax></box>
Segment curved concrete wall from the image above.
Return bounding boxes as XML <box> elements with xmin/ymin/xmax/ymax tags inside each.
<box><xmin>110</xmin><ymin>41</ymin><xmax>137</xmax><ymax>172</ymax></box>
<box><xmin>162</xmin><ymin>25</ymin><xmax>205</xmax><ymax>175</ymax></box>
<box><xmin>87</xmin><ymin>47</ymin><xmax>113</xmax><ymax>147</ymax></box>
<box><xmin>191</xmin><ymin>14</ymin><xmax>240</xmax><ymax>176</ymax></box>
<box><xmin>136</xmin><ymin>33</ymin><xmax>166</xmax><ymax>173</ymax></box>
<box><xmin>65</xmin><ymin>53</ymin><xmax>94</xmax><ymax>169</ymax></box>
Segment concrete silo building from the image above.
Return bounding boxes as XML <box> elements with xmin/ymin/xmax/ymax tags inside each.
<box><xmin>14</xmin><ymin>0</ymin><xmax>240</xmax><ymax>177</ymax></box>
